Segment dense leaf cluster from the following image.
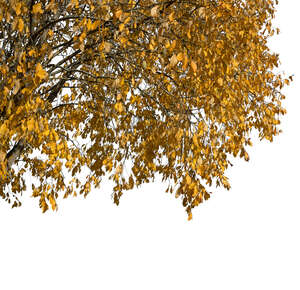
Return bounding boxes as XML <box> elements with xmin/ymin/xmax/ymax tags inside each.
<box><xmin>0</xmin><ymin>0</ymin><xmax>289</xmax><ymax>218</ymax></box>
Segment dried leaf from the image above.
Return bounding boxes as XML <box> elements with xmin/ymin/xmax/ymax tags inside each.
<box><xmin>169</xmin><ymin>54</ymin><xmax>178</xmax><ymax>67</ymax></box>
<box><xmin>151</xmin><ymin>6</ymin><xmax>159</xmax><ymax>17</ymax></box>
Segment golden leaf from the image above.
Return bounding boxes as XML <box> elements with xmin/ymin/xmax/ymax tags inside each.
<box><xmin>176</xmin><ymin>52</ymin><xmax>183</xmax><ymax>61</ymax></box>
<box><xmin>191</xmin><ymin>60</ymin><xmax>197</xmax><ymax>73</ymax></box>
<box><xmin>15</xmin><ymin>2</ymin><xmax>22</xmax><ymax>15</ymax></box>
<box><xmin>170</xmin><ymin>40</ymin><xmax>176</xmax><ymax>50</ymax></box>
<box><xmin>28</xmin><ymin>49</ymin><xmax>36</xmax><ymax>57</ymax></box>
<box><xmin>151</xmin><ymin>6</ymin><xmax>159</xmax><ymax>17</ymax></box>
<box><xmin>104</xmin><ymin>42</ymin><xmax>112</xmax><ymax>53</ymax></box>
<box><xmin>87</xmin><ymin>19</ymin><xmax>93</xmax><ymax>31</ymax></box>
<box><xmin>116</xmin><ymin>94</ymin><xmax>122</xmax><ymax>101</ymax></box>
<box><xmin>79</xmin><ymin>32</ymin><xmax>86</xmax><ymax>42</ymax></box>
<box><xmin>182</xmin><ymin>54</ymin><xmax>188</xmax><ymax>70</ymax></box>
<box><xmin>115</xmin><ymin>10</ymin><xmax>123</xmax><ymax>20</ymax></box>
<box><xmin>168</xmin><ymin>12</ymin><xmax>175</xmax><ymax>22</ymax></box>
<box><xmin>192</xmin><ymin>135</ymin><xmax>198</xmax><ymax>146</ymax></box>
<box><xmin>244</xmin><ymin>152</ymin><xmax>249</xmax><ymax>161</ymax></box>
<box><xmin>119</xmin><ymin>23</ymin><xmax>125</xmax><ymax>32</ymax></box>
<box><xmin>232</xmin><ymin>59</ymin><xmax>239</xmax><ymax>68</ymax></box>
<box><xmin>169</xmin><ymin>54</ymin><xmax>178</xmax><ymax>67</ymax></box>
<box><xmin>115</xmin><ymin>102</ymin><xmax>124</xmax><ymax>113</ymax></box>
<box><xmin>124</xmin><ymin>16</ymin><xmax>131</xmax><ymax>25</ymax></box>
<box><xmin>36</xmin><ymin>63</ymin><xmax>48</xmax><ymax>80</ymax></box>
<box><xmin>27</xmin><ymin>118</ymin><xmax>36</xmax><ymax>131</ymax></box>
<box><xmin>217</xmin><ymin>78</ymin><xmax>223</xmax><ymax>86</ymax></box>
<box><xmin>187</xmin><ymin>29</ymin><xmax>191</xmax><ymax>39</ymax></box>
<box><xmin>17</xmin><ymin>65</ymin><xmax>23</xmax><ymax>73</ymax></box>
<box><xmin>0</xmin><ymin>123</ymin><xmax>8</xmax><ymax>136</ymax></box>
<box><xmin>186</xmin><ymin>175</ymin><xmax>191</xmax><ymax>185</ymax></box>
<box><xmin>18</xmin><ymin>18</ymin><xmax>24</xmax><ymax>32</ymax></box>
<box><xmin>33</xmin><ymin>3</ymin><xmax>43</xmax><ymax>14</ymax></box>
<box><xmin>198</xmin><ymin>7</ymin><xmax>206</xmax><ymax>18</ymax></box>
<box><xmin>0</xmin><ymin>151</ymin><xmax>5</xmax><ymax>162</ymax></box>
<box><xmin>48</xmin><ymin>29</ymin><xmax>54</xmax><ymax>37</ymax></box>
<box><xmin>49</xmin><ymin>195</ymin><xmax>57</xmax><ymax>211</ymax></box>
<box><xmin>13</xmin><ymin>79</ymin><xmax>20</xmax><ymax>95</ymax></box>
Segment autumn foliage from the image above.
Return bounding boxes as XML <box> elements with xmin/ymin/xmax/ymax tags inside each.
<box><xmin>0</xmin><ymin>0</ymin><xmax>290</xmax><ymax>218</ymax></box>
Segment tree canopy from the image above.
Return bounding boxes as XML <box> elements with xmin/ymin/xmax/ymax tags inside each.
<box><xmin>0</xmin><ymin>0</ymin><xmax>290</xmax><ymax>219</ymax></box>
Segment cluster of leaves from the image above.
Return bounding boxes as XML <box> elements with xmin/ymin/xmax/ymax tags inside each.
<box><xmin>0</xmin><ymin>0</ymin><xmax>290</xmax><ymax>219</ymax></box>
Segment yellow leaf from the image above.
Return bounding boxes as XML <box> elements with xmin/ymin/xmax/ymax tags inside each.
<box><xmin>191</xmin><ymin>60</ymin><xmax>197</xmax><ymax>73</ymax></box>
<box><xmin>115</xmin><ymin>10</ymin><xmax>123</xmax><ymax>20</ymax></box>
<box><xmin>187</xmin><ymin>29</ymin><xmax>191</xmax><ymax>39</ymax></box>
<box><xmin>186</xmin><ymin>174</ymin><xmax>191</xmax><ymax>185</ymax></box>
<box><xmin>170</xmin><ymin>40</ymin><xmax>176</xmax><ymax>50</ymax></box>
<box><xmin>104</xmin><ymin>42</ymin><xmax>112</xmax><ymax>53</ymax></box>
<box><xmin>87</xmin><ymin>19</ymin><xmax>93</xmax><ymax>31</ymax></box>
<box><xmin>192</xmin><ymin>135</ymin><xmax>198</xmax><ymax>146</ymax></box>
<box><xmin>79</xmin><ymin>32</ymin><xmax>86</xmax><ymax>42</ymax></box>
<box><xmin>176</xmin><ymin>52</ymin><xmax>183</xmax><ymax>61</ymax></box>
<box><xmin>0</xmin><ymin>123</ymin><xmax>8</xmax><ymax>136</ymax></box>
<box><xmin>120</xmin><ymin>37</ymin><xmax>127</xmax><ymax>45</ymax></box>
<box><xmin>116</xmin><ymin>164</ymin><xmax>123</xmax><ymax>174</ymax></box>
<box><xmin>124</xmin><ymin>16</ymin><xmax>131</xmax><ymax>25</ymax></box>
<box><xmin>168</xmin><ymin>12</ymin><xmax>175</xmax><ymax>22</ymax></box>
<box><xmin>182</xmin><ymin>54</ymin><xmax>188</xmax><ymax>70</ymax></box>
<box><xmin>119</xmin><ymin>23</ymin><xmax>125</xmax><ymax>32</ymax></box>
<box><xmin>217</xmin><ymin>78</ymin><xmax>223</xmax><ymax>86</ymax></box>
<box><xmin>188</xmin><ymin>212</ymin><xmax>193</xmax><ymax>221</ymax></box>
<box><xmin>151</xmin><ymin>6</ymin><xmax>159</xmax><ymax>17</ymax></box>
<box><xmin>15</xmin><ymin>2</ymin><xmax>22</xmax><ymax>15</ymax></box>
<box><xmin>169</xmin><ymin>54</ymin><xmax>178</xmax><ymax>67</ymax></box>
<box><xmin>42</xmin><ymin>128</ymin><xmax>50</xmax><ymax>137</ymax></box>
<box><xmin>36</xmin><ymin>63</ymin><xmax>48</xmax><ymax>80</ymax></box>
<box><xmin>27</xmin><ymin>118</ymin><xmax>35</xmax><ymax>131</ymax></box>
<box><xmin>232</xmin><ymin>58</ymin><xmax>239</xmax><ymax>68</ymax></box>
<box><xmin>48</xmin><ymin>29</ymin><xmax>54</xmax><ymax>37</ymax></box>
<box><xmin>49</xmin><ymin>195</ymin><xmax>57</xmax><ymax>211</ymax></box>
<box><xmin>28</xmin><ymin>49</ymin><xmax>36</xmax><ymax>57</ymax></box>
<box><xmin>244</xmin><ymin>152</ymin><xmax>249</xmax><ymax>161</ymax></box>
<box><xmin>115</xmin><ymin>102</ymin><xmax>124</xmax><ymax>113</ymax></box>
<box><xmin>0</xmin><ymin>151</ymin><xmax>5</xmax><ymax>162</ymax></box>
<box><xmin>198</xmin><ymin>7</ymin><xmax>206</xmax><ymax>18</ymax></box>
<box><xmin>116</xmin><ymin>93</ymin><xmax>122</xmax><ymax>101</ymax></box>
<box><xmin>18</xmin><ymin>18</ymin><xmax>24</xmax><ymax>32</ymax></box>
<box><xmin>32</xmin><ymin>3</ymin><xmax>43</xmax><ymax>14</ymax></box>
<box><xmin>13</xmin><ymin>79</ymin><xmax>20</xmax><ymax>95</ymax></box>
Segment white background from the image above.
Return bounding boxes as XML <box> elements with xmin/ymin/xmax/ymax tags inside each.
<box><xmin>1</xmin><ymin>2</ymin><xmax>299</xmax><ymax>289</ymax></box>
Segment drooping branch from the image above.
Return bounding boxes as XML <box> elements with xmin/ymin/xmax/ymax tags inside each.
<box><xmin>5</xmin><ymin>138</ymin><xmax>25</xmax><ymax>170</ymax></box>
